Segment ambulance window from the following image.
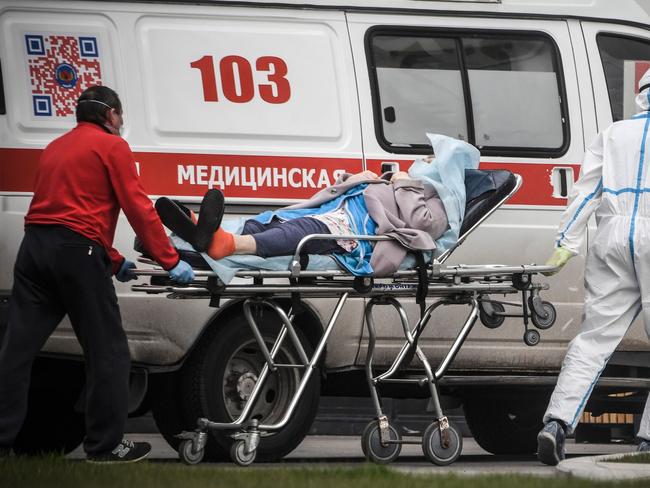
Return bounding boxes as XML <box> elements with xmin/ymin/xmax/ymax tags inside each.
<box><xmin>596</xmin><ymin>34</ymin><xmax>650</xmax><ymax>122</ymax></box>
<box><xmin>368</xmin><ymin>30</ymin><xmax>568</xmax><ymax>156</ymax></box>
<box><xmin>370</xmin><ymin>35</ymin><xmax>468</xmax><ymax>146</ymax></box>
<box><xmin>464</xmin><ymin>36</ymin><xmax>563</xmax><ymax>149</ymax></box>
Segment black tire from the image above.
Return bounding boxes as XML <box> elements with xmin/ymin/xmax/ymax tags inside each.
<box><xmin>13</xmin><ymin>358</ymin><xmax>85</xmax><ymax>455</ymax></box>
<box><xmin>530</xmin><ymin>301</ymin><xmax>557</xmax><ymax>330</ymax></box>
<box><xmin>361</xmin><ymin>421</ymin><xmax>401</xmax><ymax>464</ymax></box>
<box><xmin>179</xmin><ymin>439</ymin><xmax>205</xmax><ymax>465</ymax></box>
<box><xmin>463</xmin><ymin>391</ymin><xmax>548</xmax><ymax>455</ymax></box>
<box><xmin>181</xmin><ymin>313</ymin><xmax>321</xmax><ymax>462</ymax></box>
<box><xmin>524</xmin><ymin>329</ymin><xmax>541</xmax><ymax>347</ymax></box>
<box><xmin>422</xmin><ymin>421</ymin><xmax>462</xmax><ymax>466</ymax></box>
<box><xmin>230</xmin><ymin>439</ymin><xmax>256</xmax><ymax>466</ymax></box>
<box><xmin>479</xmin><ymin>302</ymin><xmax>506</xmax><ymax>329</ymax></box>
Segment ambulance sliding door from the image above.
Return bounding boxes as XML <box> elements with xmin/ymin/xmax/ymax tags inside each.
<box><xmin>347</xmin><ymin>13</ymin><xmax>585</xmax><ymax>370</ymax></box>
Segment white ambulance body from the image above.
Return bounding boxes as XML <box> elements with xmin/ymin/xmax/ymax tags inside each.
<box><xmin>1</xmin><ymin>0</ymin><xmax>650</xmax><ymax>458</ymax></box>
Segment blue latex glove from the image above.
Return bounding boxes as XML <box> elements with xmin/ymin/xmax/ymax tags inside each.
<box><xmin>169</xmin><ymin>260</ymin><xmax>195</xmax><ymax>284</ymax></box>
<box><xmin>116</xmin><ymin>259</ymin><xmax>137</xmax><ymax>282</ymax></box>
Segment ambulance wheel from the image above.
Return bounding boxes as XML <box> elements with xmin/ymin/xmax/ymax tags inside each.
<box><xmin>479</xmin><ymin>302</ymin><xmax>505</xmax><ymax>329</ymax></box>
<box><xmin>230</xmin><ymin>440</ymin><xmax>256</xmax><ymax>466</ymax></box>
<box><xmin>181</xmin><ymin>312</ymin><xmax>320</xmax><ymax>462</ymax></box>
<box><xmin>524</xmin><ymin>329</ymin><xmax>540</xmax><ymax>347</ymax></box>
<box><xmin>179</xmin><ymin>439</ymin><xmax>205</xmax><ymax>465</ymax></box>
<box><xmin>464</xmin><ymin>391</ymin><xmax>548</xmax><ymax>454</ymax></box>
<box><xmin>422</xmin><ymin>421</ymin><xmax>462</xmax><ymax>466</ymax></box>
<box><xmin>530</xmin><ymin>301</ymin><xmax>556</xmax><ymax>330</ymax></box>
<box><xmin>361</xmin><ymin>421</ymin><xmax>401</xmax><ymax>464</ymax></box>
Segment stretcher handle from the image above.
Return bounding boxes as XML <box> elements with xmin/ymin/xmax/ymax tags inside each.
<box><xmin>290</xmin><ymin>233</ymin><xmax>393</xmax><ymax>277</ymax></box>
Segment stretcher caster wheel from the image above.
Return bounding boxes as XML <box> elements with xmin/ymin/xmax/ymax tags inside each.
<box><xmin>230</xmin><ymin>440</ymin><xmax>256</xmax><ymax>466</ymax></box>
<box><xmin>523</xmin><ymin>329</ymin><xmax>540</xmax><ymax>347</ymax></box>
<box><xmin>479</xmin><ymin>302</ymin><xmax>505</xmax><ymax>329</ymax></box>
<box><xmin>179</xmin><ymin>439</ymin><xmax>205</xmax><ymax>465</ymax></box>
<box><xmin>530</xmin><ymin>300</ymin><xmax>556</xmax><ymax>330</ymax></box>
<box><xmin>422</xmin><ymin>421</ymin><xmax>462</xmax><ymax>466</ymax></box>
<box><xmin>361</xmin><ymin>421</ymin><xmax>401</xmax><ymax>464</ymax></box>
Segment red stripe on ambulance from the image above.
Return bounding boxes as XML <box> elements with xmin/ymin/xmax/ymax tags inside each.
<box><xmin>0</xmin><ymin>148</ymin><xmax>576</xmax><ymax>205</ymax></box>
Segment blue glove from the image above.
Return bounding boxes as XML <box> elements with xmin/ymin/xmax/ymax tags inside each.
<box><xmin>116</xmin><ymin>259</ymin><xmax>137</xmax><ymax>282</ymax></box>
<box><xmin>169</xmin><ymin>260</ymin><xmax>195</xmax><ymax>284</ymax></box>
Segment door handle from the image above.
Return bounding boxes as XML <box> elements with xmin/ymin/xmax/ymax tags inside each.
<box><xmin>551</xmin><ymin>167</ymin><xmax>574</xmax><ymax>198</ymax></box>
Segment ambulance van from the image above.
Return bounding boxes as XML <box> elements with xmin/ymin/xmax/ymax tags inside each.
<box><xmin>1</xmin><ymin>0</ymin><xmax>650</xmax><ymax>460</ymax></box>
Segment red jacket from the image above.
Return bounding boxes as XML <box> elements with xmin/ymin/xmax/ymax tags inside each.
<box><xmin>26</xmin><ymin>122</ymin><xmax>179</xmax><ymax>273</ymax></box>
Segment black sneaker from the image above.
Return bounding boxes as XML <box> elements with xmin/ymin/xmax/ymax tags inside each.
<box><xmin>537</xmin><ymin>420</ymin><xmax>566</xmax><ymax>466</ymax></box>
<box><xmin>87</xmin><ymin>439</ymin><xmax>151</xmax><ymax>464</ymax></box>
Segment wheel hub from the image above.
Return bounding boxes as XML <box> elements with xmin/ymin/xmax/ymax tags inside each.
<box><xmin>236</xmin><ymin>372</ymin><xmax>258</xmax><ymax>401</ymax></box>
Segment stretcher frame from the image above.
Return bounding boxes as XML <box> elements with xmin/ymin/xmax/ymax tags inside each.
<box><xmin>131</xmin><ymin>174</ymin><xmax>559</xmax><ymax>466</ymax></box>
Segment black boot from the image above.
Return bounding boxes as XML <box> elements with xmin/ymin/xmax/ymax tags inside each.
<box><xmin>155</xmin><ymin>197</ymin><xmax>200</xmax><ymax>249</ymax></box>
<box><xmin>194</xmin><ymin>189</ymin><xmax>225</xmax><ymax>251</ymax></box>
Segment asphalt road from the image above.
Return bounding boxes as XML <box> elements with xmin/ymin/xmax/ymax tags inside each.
<box><xmin>68</xmin><ymin>434</ymin><xmax>637</xmax><ymax>476</ymax></box>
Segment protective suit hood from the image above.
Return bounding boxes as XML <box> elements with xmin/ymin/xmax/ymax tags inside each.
<box><xmin>635</xmin><ymin>67</ymin><xmax>650</xmax><ymax>111</ymax></box>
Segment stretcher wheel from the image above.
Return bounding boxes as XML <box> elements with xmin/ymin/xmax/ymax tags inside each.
<box><xmin>230</xmin><ymin>440</ymin><xmax>256</xmax><ymax>466</ymax></box>
<box><xmin>361</xmin><ymin>421</ymin><xmax>401</xmax><ymax>464</ymax></box>
<box><xmin>530</xmin><ymin>300</ymin><xmax>556</xmax><ymax>330</ymax></box>
<box><xmin>179</xmin><ymin>439</ymin><xmax>205</xmax><ymax>465</ymax></box>
<box><xmin>479</xmin><ymin>302</ymin><xmax>505</xmax><ymax>329</ymax></box>
<box><xmin>523</xmin><ymin>329</ymin><xmax>540</xmax><ymax>347</ymax></box>
<box><xmin>422</xmin><ymin>421</ymin><xmax>462</xmax><ymax>466</ymax></box>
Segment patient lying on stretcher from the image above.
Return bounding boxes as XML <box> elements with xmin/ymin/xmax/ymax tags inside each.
<box><xmin>157</xmin><ymin>168</ymin><xmax>447</xmax><ymax>276</ymax></box>
<box><xmin>156</xmin><ymin>134</ymin><xmax>480</xmax><ymax>277</ymax></box>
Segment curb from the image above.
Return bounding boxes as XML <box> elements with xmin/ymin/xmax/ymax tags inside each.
<box><xmin>557</xmin><ymin>452</ymin><xmax>650</xmax><ymax>481</ymax></box>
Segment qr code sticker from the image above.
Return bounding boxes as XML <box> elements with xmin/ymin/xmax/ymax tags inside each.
<box><xmin>26</xmin><ymin>34</ymin><xmax>103</xmax><ymax>117</ymax></box>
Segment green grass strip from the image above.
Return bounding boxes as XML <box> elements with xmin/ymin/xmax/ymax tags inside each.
<box><xmin>1</xmin><ymin>456</ymin><xmax>650</xmax><ymax>488</ymax></box>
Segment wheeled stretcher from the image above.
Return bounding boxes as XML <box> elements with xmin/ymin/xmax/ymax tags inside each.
<box><xmin>131</xmin><ymin>170</ymin><xmax>558</xmax><ymax>466</ymax></box>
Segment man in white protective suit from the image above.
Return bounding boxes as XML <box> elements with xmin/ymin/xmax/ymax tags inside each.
<box><xmin>536</xmin><ymin>68</ymin><xmax>650</xmax><ymax>466</ymax></box>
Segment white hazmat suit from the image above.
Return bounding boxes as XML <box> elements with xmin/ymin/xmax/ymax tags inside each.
<box><xmin>543</xmin><ymin>69</ymin><xmax>650</xmax><ymax>440</ymax></box>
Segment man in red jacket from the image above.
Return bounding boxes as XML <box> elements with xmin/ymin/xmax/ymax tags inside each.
<box><xmin>0</xmin><ymin>86</ymin><xmax>194</xmax><ymax>463</ymax></box>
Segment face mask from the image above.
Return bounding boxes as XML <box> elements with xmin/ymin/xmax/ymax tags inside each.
<box><xmin>103</xmin><ymin>120</ymin><xmax>122</xmax><ymax>136</ymax></box>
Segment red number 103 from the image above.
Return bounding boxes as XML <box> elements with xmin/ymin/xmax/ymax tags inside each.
<box><xmin>190</xmin><ymin>55</ymin><xmax>291</xmax><ymax>104</ymax></box>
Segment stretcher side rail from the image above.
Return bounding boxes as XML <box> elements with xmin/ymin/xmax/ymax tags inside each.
<box><xmin>133</xmin><ymin>260</ymin><xmax>557</xmax><ymax>281</ymax></box>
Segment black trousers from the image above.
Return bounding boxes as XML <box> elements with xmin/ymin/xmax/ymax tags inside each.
<box><xmin>0</xmin><ymin>225</ymin><xmax>130</xmax><ymax>454</ymax></box>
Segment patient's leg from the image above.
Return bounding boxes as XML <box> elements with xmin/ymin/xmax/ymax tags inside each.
<box><xmin>207</xmin><ymin>217</ymin><xmax>342</xmax><ymax>259</ymax></box>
